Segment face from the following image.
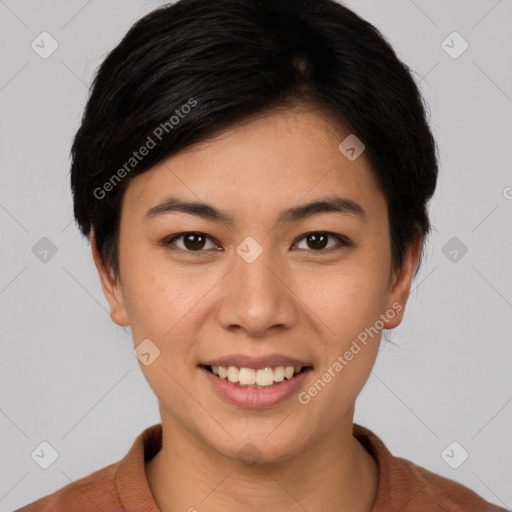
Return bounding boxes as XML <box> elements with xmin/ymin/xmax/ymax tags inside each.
<box><xmin>93</xmin><ymin>106</ymin><xmax>419</xmax><ymax>464</ymax></box>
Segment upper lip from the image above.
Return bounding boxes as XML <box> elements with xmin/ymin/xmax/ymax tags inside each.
<box><xmin>201</xmin><ymin>354</ymin><xmax>313</xmax><ymax>370</ymax></box>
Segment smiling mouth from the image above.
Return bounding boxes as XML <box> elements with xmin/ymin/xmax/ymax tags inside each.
<box><xmin>202</xmin><ymin>364</ymin><xmax>311</xmax><ymax>388</ymax></box>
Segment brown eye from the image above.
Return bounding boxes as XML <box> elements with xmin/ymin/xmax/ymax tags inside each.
<box><xmin>164</xmin><ymin>232</ymin><xmax>218</xmax><ymax>252</ymax></box>
<box><xmin>306</xmin><ymin>233</ymin><xmax>328</xmax><ymax>250</ymax></box>
<box><xmin>183</xmin><ymin>233</ymin><xmax>207</xmax><ymax>250</ymax></box>
<box><xmin>294</xmin><ymin>232</ymin><xmax>347</xmax><ymax>251</ymax></box>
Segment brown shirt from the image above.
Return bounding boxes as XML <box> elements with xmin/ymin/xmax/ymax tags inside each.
<box><xmin>17</xmin><ymin>423</ymin><xmax>507</xmax><ymax>511</ymax></box>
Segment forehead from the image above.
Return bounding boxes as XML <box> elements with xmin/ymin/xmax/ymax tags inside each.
<box><xmin>121</xmin><ymin>107</ymin><xmax>386</xmax><ymax>225</ymax></box>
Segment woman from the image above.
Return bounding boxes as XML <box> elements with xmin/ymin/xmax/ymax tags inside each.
<box><xmin>18</xmin><ymin>0</ymin><xmax>507</xmax><ymax>510</ymax></box>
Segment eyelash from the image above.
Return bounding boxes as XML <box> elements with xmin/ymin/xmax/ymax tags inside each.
<box><xmin>161</xmin><ymin>231</ymin><xmax>350</xmax><ymax>254</ymax></box>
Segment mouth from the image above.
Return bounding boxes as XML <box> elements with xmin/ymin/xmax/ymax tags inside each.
<box><xmin>200</xmin><ymin>364</ymin><xmax>312</xmax><ymax>389</ymax></box>
<box><xmin>198</xmin><ymin>354</ymin><xmax>314</xmax><ymax>408</ymax></box>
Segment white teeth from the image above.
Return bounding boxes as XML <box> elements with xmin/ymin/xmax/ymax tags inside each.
<box><xmin>256</xmin><ymin>367</ymin><xmax>274</xmax><ymax>386</ymax></box>
<box><xmin>239</xmin><ymin>367</ymin><xmax>256</xmax><ymax>385</ymax></box>
<box><xmin>284</xmin><ymin>366</ymin><xmax>295</xmax><ymax>379</ymax></box>
<box><xmin>274</xmin><ymin>366</ymin><xmax>285</xmax><ymax>382</ymax></box>
<box><xmin>227</xmin><ymin>366</ymin><xmax>239</xmax><ymax>383</ymax></box>
<box><xmin>209</xmin><ymin>365</ymin><xmax>303</xmax><ymax>386</ymax></box>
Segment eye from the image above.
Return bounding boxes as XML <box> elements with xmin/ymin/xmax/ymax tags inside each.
<box><xmin>163</xmin><ymin>232</ymin><xmax>220</xmax><ymax>252</ymax></box>
<box><xmin>293</xmin><ymin>232</ymin><xmax>348</xmax><ymax>251</ymax></box>
<box><xmin>162</xmin><ymin>231</ymin><xmax>349</xmax><ymax>253</ymax></box>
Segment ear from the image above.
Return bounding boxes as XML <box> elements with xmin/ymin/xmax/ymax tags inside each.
<box><xmin>383</xmin><ymin>230</ymin><xmax>423</xmax><ymax>329</ymax></box>
<box><xmin>90</xmin><ymin>229</ymin><xmax>130</xmax><ymax>326</ymax></box>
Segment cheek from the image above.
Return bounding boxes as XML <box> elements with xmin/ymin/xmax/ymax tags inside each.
<box><xmin>299</xmin><ymin>261</ymin><xmax>389</xmax><ymax>389</ymax></box>
<box><xmin>120</xmin><ymin>248</ymin><xmax>220</xmax><ymax>346</ymax></box>
<box><xmin>299</xmin><ymin>261</ymin><xmax>390</xmax><ymax>343</ymax></box>
<box><xmin>296</xmin><ymin>267</ymin><xmax>388</xmax><ymax>420</ymax></box>
<box><xmin>119</xmin><ymin>247</ymin><xmax>176</xmax><ymax>341</ymax></box>
<box><xmin>123</xmin><ymin>276</ymin><xmax>186</xmax><ymax>344</ymax></box>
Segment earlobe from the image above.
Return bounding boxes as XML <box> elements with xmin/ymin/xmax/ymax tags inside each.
<box><xmin>90</xmin><ymin>230</ymin><xmax>130</xmax><ymax>326</ymax></box>
<box><xmin>384</xmin><ymin>232</ymin><xmax>422</xmax><ymax>329</ymax></box>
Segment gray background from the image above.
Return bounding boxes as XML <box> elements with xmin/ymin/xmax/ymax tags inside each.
<box><xmin>1</xmin><ymin>0</ymin><xmax>511</xmax><ymax>509</ymax></box>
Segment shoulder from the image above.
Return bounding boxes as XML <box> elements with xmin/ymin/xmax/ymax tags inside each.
<box><xmin>353</xmin><ymin>424</ymin><xmax>508</xmax><ymax>512</ymax></box>
<box><xmin>15</xmin><ymin>463</ymin><xmax>121</xmax><ymax>511</ymax></box>
<box><xmin>15</xmin><ymin>424</ymin><xmax>161</xmax><ymax>511</ymax></box>
<box><xmin>386</xmin><ymin>452</ymin><xmax>507</xmax><ymax>511</ymax></box>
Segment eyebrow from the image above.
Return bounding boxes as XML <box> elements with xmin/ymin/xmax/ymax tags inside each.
<box><xmin>144</xmin><ymin>195</ymin><xmax>365</xmax><ymax>225</ymax></box>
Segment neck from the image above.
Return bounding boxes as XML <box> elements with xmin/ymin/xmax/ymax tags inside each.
<box><xmin>146</xmin><ymin>408</ymin><xmax>379</xmax><ymax>512</ymax></box>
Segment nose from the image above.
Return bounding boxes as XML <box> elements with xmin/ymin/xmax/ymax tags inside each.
<box><xmin>215</xmin><ymin>244</ymin><xmax>299</xmax><ymax>337</ymax></box>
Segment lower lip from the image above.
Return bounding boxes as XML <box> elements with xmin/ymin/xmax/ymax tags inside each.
<box><xmin>200</xmin><ymin>366</ymin><xmax>312</xmax><ymax>409</ymax></box>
